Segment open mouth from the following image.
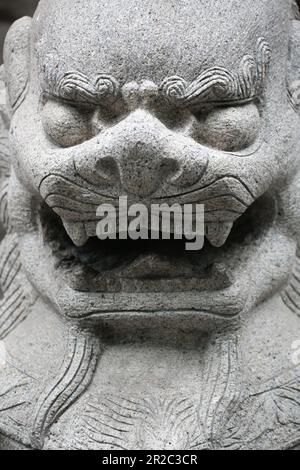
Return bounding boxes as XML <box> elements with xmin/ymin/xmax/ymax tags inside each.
<box><xmin>39</xmin><ymin>193</ymin><xmax>276</xmax><ymax>294</ymax></box>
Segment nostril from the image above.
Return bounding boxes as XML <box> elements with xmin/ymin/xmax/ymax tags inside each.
<box><xmin>169</xmin><ymin>148</ymin><xmax>209</xmax><ymax>188</ymax></box>
<box><xmin>95</xmin><ymin>156</ymin><xmax>119</xmax><ymax>183</ymax></box>
<box><xmin>159</xmin><ymin>157</ymin><xmax>180</xmax><ymax>180</ymax></box>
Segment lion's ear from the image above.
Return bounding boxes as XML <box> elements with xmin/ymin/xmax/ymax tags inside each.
<box><xmin>3</xmin><ymin>17</ymin><xmax>32</xmax><ymax>113</ymax></box>
<box><xmin>287</xmin><ymin>18</ymin><xmax>300</xmax><ymax>111</ymax></box>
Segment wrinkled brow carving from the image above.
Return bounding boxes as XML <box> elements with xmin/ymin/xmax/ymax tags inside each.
<box><xmin>44</xmin><ymin>72</ymin><xmax>120</xmax><ymax>105</ymax></box>
<box><xmin>43</xmin><ymin>37</ymin><xmax>271</xmax><ymax>107</ymax></box>
<box><xmin>161</xmin><ymin>38</ymin><xmax>271</xmax><ymax>107</ymax></box>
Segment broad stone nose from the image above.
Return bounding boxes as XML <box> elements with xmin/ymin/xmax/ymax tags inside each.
<box><xmin>118</xmin><ymin>138</ymin><xmax>180</xmax><ymax>197</ymax></box>
<box><xmin>97</xmin><ymin>110</ymin><xmax>180</xmax><ymax>197</ymax></box>
<box><xmin>75</xmin><ymin>109</ymin><xmax>208</xmax><ymax>197</ymax></box>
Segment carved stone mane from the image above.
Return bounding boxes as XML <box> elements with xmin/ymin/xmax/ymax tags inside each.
<box><xmin>1</xmin><ymin>0</ymin><xmax>300</xmax><ymax>450</ymax></box>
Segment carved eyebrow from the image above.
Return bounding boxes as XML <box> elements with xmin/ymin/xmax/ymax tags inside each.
<box><xmin>42</xmin><ymin>38</ymin><xmax>270</xmax><ymax>109</ymax></box>
<box><xmin>160</xmin><ymin>38</ymin><xmax>271</xmax><ymax>108</ymax></box>
<box><xmin>43</xmin><ymin>71</ymin><xmax>120</xmax><ymax>105</ymax></box>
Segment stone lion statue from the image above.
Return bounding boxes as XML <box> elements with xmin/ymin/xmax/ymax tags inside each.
<box><xmin>0</xmin><ymin>0</ymin><xmax>300</xmax><ymax>450</ymax></box>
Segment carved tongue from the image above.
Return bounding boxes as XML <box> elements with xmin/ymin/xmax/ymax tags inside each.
<box><xmin>206</xmin><ymin>222</ymin><xmax>233</xmax><ymax>248</ymax></box>
<box><xmin>63</xmin><ymin>221</ymin><xmax>88</xmax><ymax>247</ymax></box>
<box><xmin>122</xmin><ymin>253</ymin><xmax>195</xmax><ymax>279</ymax></box>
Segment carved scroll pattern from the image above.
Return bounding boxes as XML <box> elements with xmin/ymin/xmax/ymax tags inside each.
<box><xmin>31</xmin><ymin>327</ymin><xmax>101</xmax><ymax>449</ymax></box>
<box><xmin>195</xmin><ymin>334</ymin><xmax>242</xmax><ymax>449</ymax></box>
<box><xmin>282</xmin><ymin>248</ymin><xmax>300</xmax><ymax>316</ymax></box>
<box><xmin>0</xmin><ymin>234</ymin><xmax>32</xmax><ymax>340</ymax></box>
<box><xmin>0</xmin><ymin>369</ymin><xmax>32</xmax><ymax>447</ymax></box>
<box><xmin>54</xmin><ymin>331</ymin><xmax>300</xmax><ymax>451</ymax></box>
<box><xmin>0</xmin><ymin>68</ymin><xmax>35</xmax><ymax>340</ymax></box>
<box><xmin>161</xmin><ymin>38</ymin><xmax>271</xmax><ymax>107</ymax></box>
<box><xmin>57</xmin><ymin>333</ymin><xmax>243</xmax><ymax>450</ymax></box>
<box><xmin>0</xmin><ymin>68</ymin><xmax>102</xmax><ymax>450</ymax></box>
<box><xmin>221</xmin><ymin>367</ymin><xmax>300</xmax><ymax>450</ymax></box>
<box><xmin>46</xmin><ymin>71</ymin><xmax>120</xmax><ymax>105</ymax></box>
<box><xmin>0</xmin><ymin>66</ymin><xmax>10</xmax><ymax>229</ymax></box>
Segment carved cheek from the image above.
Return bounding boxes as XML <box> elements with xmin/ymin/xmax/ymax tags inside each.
<box><xmin>42</xmin><ymin>100</ymin><xmax>94</xmax><ymax>148</ymax></box>
<box><xmin>193</xmin><ymin>103</ymin><xmax>261</xmax><ymax>152</ymax></box>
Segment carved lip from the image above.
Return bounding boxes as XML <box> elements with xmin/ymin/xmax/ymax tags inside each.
<box><xmin>37</xmin><ymin>172</ymin><xmax>256</xmax><ymax>296</ymax></box>
<box><xmin>39</xmin><ymin>192</ymin><xmax>276</xmax><ymax>302</ymax></box>
<box><xmin>39</xmin><ymin>173</ymin><xmax>254</xmax><ymax>224</ymax></box>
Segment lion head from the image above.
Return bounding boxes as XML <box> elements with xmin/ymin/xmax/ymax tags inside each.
<box><xmin>1</xmin><ymin>0</ymin><xmax>299</xmax><ymax>322</ymax></box>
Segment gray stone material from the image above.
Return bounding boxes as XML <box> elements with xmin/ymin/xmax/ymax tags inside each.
<box><xmin>0</xmin><ymin>0</ymin><xmax>300</xmax><ymax>450</ymax></box>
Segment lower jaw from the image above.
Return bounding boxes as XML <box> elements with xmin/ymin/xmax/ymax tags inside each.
<box><xmin>17</xmin><ymin>202</ymin><xmax>296</xmax><ymax>323</ymax></box>
<box><xmin>54</xmin><ymin>231</ymin><xmax>295</xmax><ymax>322</ymax></box>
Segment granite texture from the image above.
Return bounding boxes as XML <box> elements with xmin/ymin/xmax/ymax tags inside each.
<box><xmin>0</xmin><ymin>0</ymin><xmax>300</xmax><ymax>450</ymax></box>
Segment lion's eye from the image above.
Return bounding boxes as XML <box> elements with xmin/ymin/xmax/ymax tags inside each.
<box><xmin>91</xmin><ymin>106</ymin><xmax>123</xmax><ymax>134</ymax></box>
<box><xmin>193</xmin><ymin>103</ymin><xmax>261</xmax><ymax>152</ymax></box>
<box><xmin>42</xmin><ymin>100</ymin><xmax>94</xmax><ymax>148</ymax></box>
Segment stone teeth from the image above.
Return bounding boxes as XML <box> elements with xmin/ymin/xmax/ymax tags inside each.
<box><xmin>206</xmin><ymin>222</ymin><xmax>233</xmax><ymax>248</ymax></box>
<box><xmin>63</xmin><ymin>221</ymin><xmax>88</xmax><ymax>247</ymax></box>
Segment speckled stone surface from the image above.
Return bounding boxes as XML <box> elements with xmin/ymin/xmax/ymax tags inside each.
<box><xmin>0</xmin><ymin>0</ymin><xmax>300</xmax><ymax>450</ymax></box>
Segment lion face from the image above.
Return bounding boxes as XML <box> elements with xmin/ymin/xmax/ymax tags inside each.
<box><xmin>4</xmin><ymin>0</ymin><xmax>300</xmax><ymax>321</ymax></box>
